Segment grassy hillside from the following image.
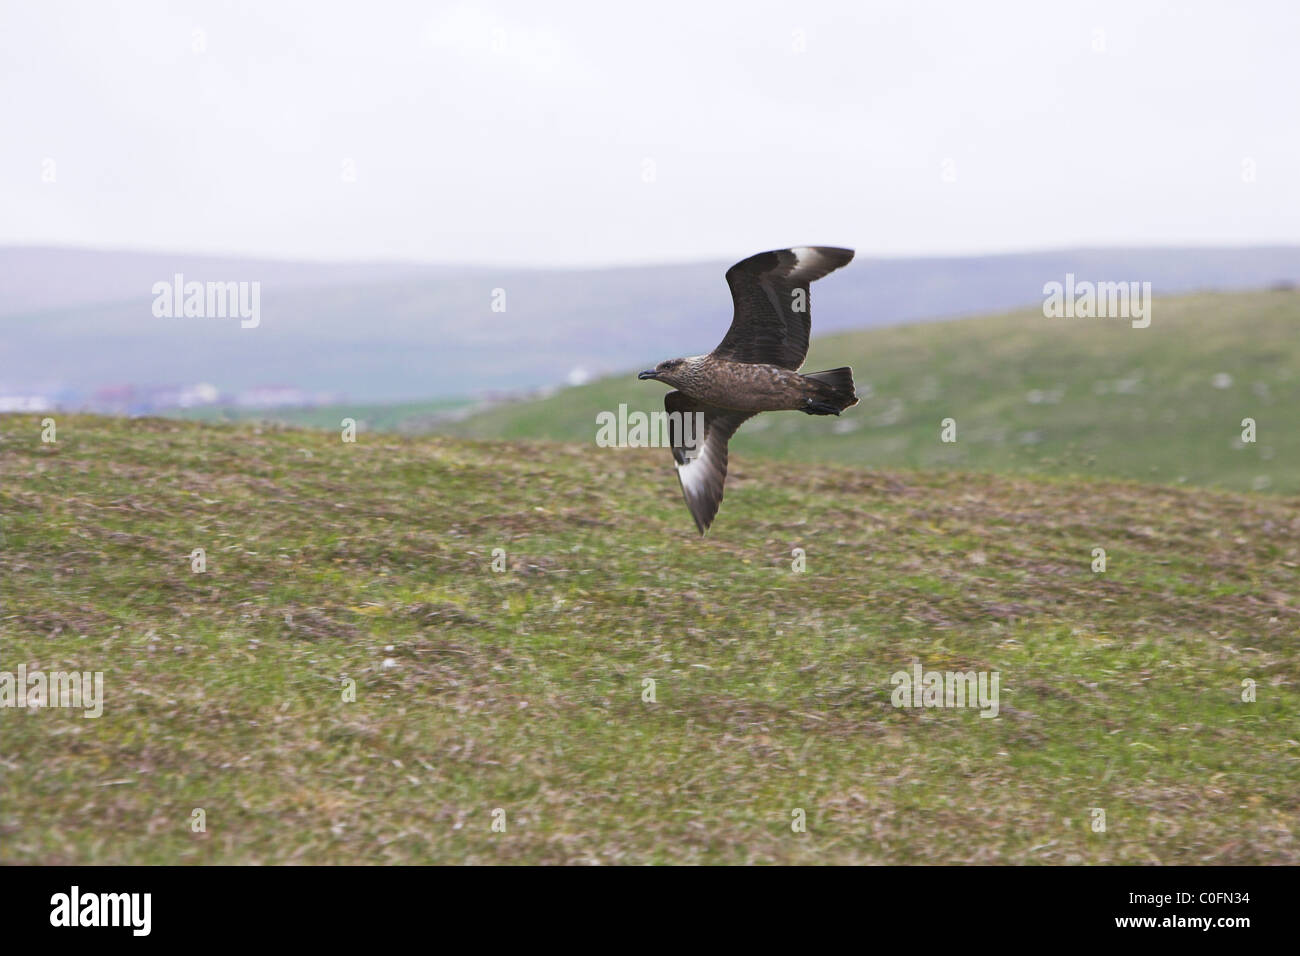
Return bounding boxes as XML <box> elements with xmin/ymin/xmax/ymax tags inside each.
<box><xmin>165</xmin><ymin>396</ymin><xmax>474</xmax><ymax>433</ymax></box>
<box><xmin>2</xmin><ymin>415</ymin><xmax>1297</xmax><ymax>864</ymax></box>
<box><xmin>440</xmin><ymin>290</ymin><xmax>1300</xmax><ymax>494</ymax></box>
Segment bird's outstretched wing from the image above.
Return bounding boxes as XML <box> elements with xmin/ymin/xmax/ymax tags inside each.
<box><xmin>664</xmin><ymin>390</ymin><xmax>755</xmax><ymax>535</ymax></box>
<box><xmin>712</xmin><ymin>246</ymin><xmax>854</xmax><ymax>369</ymax></box>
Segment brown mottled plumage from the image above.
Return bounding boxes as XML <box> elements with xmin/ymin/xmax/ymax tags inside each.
<box><xmin>638</xmin><ymin>246</ymin><xmax>858</xmax><ymax>534</ymax></box>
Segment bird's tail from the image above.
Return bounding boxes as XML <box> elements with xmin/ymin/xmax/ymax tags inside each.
<box><xmin>804</xmin><ymin>367</ymin><xmax>859</xmax><ymax>412</ymax></box>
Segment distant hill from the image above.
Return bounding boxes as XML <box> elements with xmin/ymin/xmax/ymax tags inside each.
<box><xmin>439</xmin><ymin>290</ymin><xmax>1300</xmax><ymax>494</ymax></box>
<box><xmin>0</xmin><ymin>246</ymin><xmax>475</xmax><ymax>319</ymax></box>
<box><xmin>3</xmin><ymin>245</ymin><xmax>1300</xmax><ymax>405</ymax></box>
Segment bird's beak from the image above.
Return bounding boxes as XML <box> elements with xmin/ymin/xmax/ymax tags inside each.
<box><xmin>638</xmin><ymin>369</ymin><xmax>657</xmax><ymax>380</ymax></box>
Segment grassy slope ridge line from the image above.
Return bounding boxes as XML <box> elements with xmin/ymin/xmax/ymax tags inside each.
<box><xmin>441</xmin><ymin>290</ymin><xmax>1300</xmax><ymax>494</ymax></box>
<box><xmin>2</xmin><ymin>415</ymin><xmax>1297</xmax><ymax>864</ymax></box>
<box><xmin>169</xmin><ymin>396</ymin><xmax>474</xmax><ymax>433</ymax></box>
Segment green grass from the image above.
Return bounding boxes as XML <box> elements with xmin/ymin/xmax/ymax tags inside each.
<box><xmin>165</xmin><ymin>396</ymin><xmax>474</xmax><ymax>433</ymax></box>
<box><xmin>2</xmin><ymin>414</ymin><xmax>1297</xmax><ymax>864</ymax></box>
<box><xmin>440</xmin><ymin>290</ymin><xmax>1300</xmax><ymax>494</ymax></box>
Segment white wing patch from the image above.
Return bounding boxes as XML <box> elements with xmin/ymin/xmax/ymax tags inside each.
<box><xmin>675</xmin><ymin>435</ymin><xmax>716</xmax><ymax>501</ymax></box>
<box><xmin>789</xmin><ymin>246</ymin><xmax>835</xmax><ymax>278</ymax></box>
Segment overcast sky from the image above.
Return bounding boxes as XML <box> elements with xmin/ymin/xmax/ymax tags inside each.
<box><xmin>2</xmin><ymin>0</ymin><xmax>1297</xmax><ymax>267</ymax></box>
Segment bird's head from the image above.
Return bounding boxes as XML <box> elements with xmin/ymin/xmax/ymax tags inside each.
<box><xmin>638</xmin><ymin>357</ymin><xmax>689</xmax><ymax>386</ymax></box>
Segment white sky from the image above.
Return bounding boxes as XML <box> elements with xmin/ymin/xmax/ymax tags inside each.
<box><xmin>2</xmin><ymin>0</ymin><xmax>1297</xmax><ymax>267</ymax></box>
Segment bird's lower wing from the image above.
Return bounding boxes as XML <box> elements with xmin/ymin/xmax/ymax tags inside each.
<box><xmin>664</xmin><ymin>390</ymin><xmax>756</xmax><ymax>535</ymax></box>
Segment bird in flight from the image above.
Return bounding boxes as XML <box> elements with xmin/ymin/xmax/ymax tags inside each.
<box><xmin>638</xmin><ymin>246</ymin><xmax>858</xmax><ymax>535</ymax></box>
